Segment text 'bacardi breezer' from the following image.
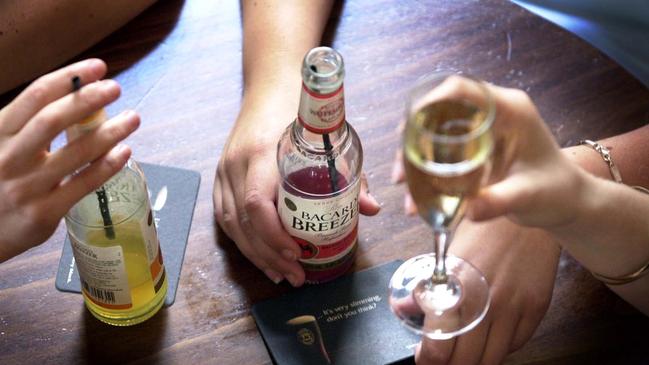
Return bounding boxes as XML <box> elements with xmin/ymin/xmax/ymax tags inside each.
<box><xmin>277</xmin><ymin>47</ymin><xmax>363</xmax><ymax>283</ymax></box>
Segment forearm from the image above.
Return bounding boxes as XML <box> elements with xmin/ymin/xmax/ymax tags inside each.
<box><xmin>0</xmin><ymin>0</ymin><xmax>157</xmax><ymax>94</ymax></box>
<box><xmin>558</xmin><ymin>125</ymin><xmax>649</xmax><ymax>314</ymax></box>
<box><xmin>558</xmin><ymin>125</ymin><xmax>649</xmax><ymax>271</ymax></box>
<box><xmin>563</xmin><ymin>124</ymin><xmax>649</xmax><ymax>185</ymax></box>
<box><xmin>240</xmin><ymin>0</ymin><xmax>334</xmax><ymax>118</ymax></box>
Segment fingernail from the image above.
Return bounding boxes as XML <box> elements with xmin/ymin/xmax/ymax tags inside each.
<box><xmin>405</xmin><ymin>194</ymin><xmax>417</xmax><ymax>215</ymax></box>
<box><xmin>264</xmin><ymin>269</ymin><xmax>283</xmax><ymax>284</ymax></box>
<box><xmin>88</xmin><ymin>59</ymin><xmax>105</xmax><ymax>74</ymax></box>
<box><xmin>101</xmin><ymin>79</ymin><xmax>120</xmax><ymax>93</ymax></box>
<box><xmin>115</xmin><ymin>144</ymin><xmax>127</xmax><ymax>153</ymax></box>
<box><xmin>367</xmin><ymin>192</ymin><xmax>380</xmax><ymax>208</ymax></box>
<box><xmin>122</xmin><ymin>110</ymin><xmax>140</xmax><ymax>125</ymax></box>
<box><xmin>281</xmin><ymin>249</ymin><xmax>297</xmax><ymax>261</ymax></box>
<box><xmin>286</xmin><ymin>273</ymin><xmax>300</xmax><ymax>287</ymax></box>
<box><xmin>391</xmin><ymin>163</ymin><xmax>402</xmax><ymax>184</ymax></box>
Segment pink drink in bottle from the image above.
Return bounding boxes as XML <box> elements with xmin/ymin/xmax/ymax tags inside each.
<box><xmin>277</xmin><ymin>47</ymin><xmax>363</xmax><ymax>283</ymax></box>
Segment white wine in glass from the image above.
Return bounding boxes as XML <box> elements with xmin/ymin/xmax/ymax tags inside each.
<box><xmin>389</xmin><ymin>73</ymin><xmax>494</xmax><ymax>339</ymax></box>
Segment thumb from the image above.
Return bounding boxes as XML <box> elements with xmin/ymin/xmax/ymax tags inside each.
<box><xmin>359</xmin><ymin>172</ymin><xmax>380</xmax><ymax>216</ymax></box>
<box><xmin>467</xmin><ymin>174</ymin><xmax>532</xmax><ymax>222</ymax></box>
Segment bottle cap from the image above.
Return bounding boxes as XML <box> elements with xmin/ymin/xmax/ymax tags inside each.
<box><xmin>298</xmin><ymin>47</ymin><xmax>346</xmax><ymax>134</ymax></box>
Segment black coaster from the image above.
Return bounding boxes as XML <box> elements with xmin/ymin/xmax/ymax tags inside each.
<box><xmin>252</xmin><ymin>261</ymin><xmax>419</xmax><ymax>365</ymax></box>
<box><xmin>55</xmin><ymin>162</ymin><xmax>201</xmax><ymax>307</ymax></box>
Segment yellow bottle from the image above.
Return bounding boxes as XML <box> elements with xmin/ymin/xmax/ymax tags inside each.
<box><xmin>65</xmin><ymin>108</ymin><xmax>168</xmax><ymax>326</ymax></box>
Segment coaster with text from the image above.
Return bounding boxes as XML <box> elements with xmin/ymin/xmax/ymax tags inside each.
<box><xmin>54</xmin><ymin>162</ymin><xmax>200</xmax><ymax>307</ymax></box>
<box><xmin>252</xmin><ymin>261</ymin><xmax>419</xmax><ymax>365</ymax></box>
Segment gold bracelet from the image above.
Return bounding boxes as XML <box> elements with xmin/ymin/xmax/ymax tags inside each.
<box><xmin>579</xmin><ymin>139</ymin><xmax>649</xmax><ymax>285</ymax></box>
<box><xmin>590</xmin><ymin>262</ymin><xmax>649</xmax><ymax>285</ymax></box>
<box><xmin>579</xmin><ymin>140</ymin><xmax>622</xmax><ymax>182</ymax></box>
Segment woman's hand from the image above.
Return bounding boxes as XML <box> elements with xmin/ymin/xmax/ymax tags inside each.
<box><xmin>213</xmin><ymin>98</ymin><xmax>380</xmax><ymax>287</ymax></box>
<box><xmin>0</xmin><ymin>59</ymin><xmax>140</xmax><ymax>261</ymax></box>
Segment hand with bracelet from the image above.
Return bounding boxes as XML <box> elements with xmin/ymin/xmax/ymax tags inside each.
<box><xmin>394</xmin><ymin>77</ymin><xmax>649</xmax><ymax>364</ymax></box>
<box><xmin>463</xmin><ymin>82</ymin><xmax>649</xmax><ymax>314</ymax></box>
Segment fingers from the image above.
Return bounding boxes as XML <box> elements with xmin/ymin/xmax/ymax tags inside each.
<box><xmin>15</xmin><ymin>79</ymin><xmax>121</xmax><ymax>157</ymax></box>
<box><xmin>244</xmin><ymin>224</ymin><xmax>304</xmax><ymax>286</ymax></box>
<box><xmin>391</xmin><ymin>149</ymin><xmax>405</xmax><ymax>183</ymax></box>
<box><xmin>392</xmin><ymin>119</ymin><xmax>406</xmax><ymax>183</ymax></box>
<box><xmin>216</xmin><ymin>161</ymin><xmax>304</xmax><ymax>286</ymax></box>
<box><xmin>416</xmin><ymin>337</ymin><xmax>455</xmax><ymax>364</ymax></box>
<box><xmin>49</xmin><ymin>145</ymin><xmax>131</xmax><ymax>216</ymax></box>
<box><xmin>478</xmin><ymin>313</ymin><xmax>520</xmax><ymax>364</ymax></box>
<box><xmin>404</xmin><ymin>192</ymin><xmax>417</xmax><ymax>215</ymax></box>
<box><xmin>414</xmin><ymin>75</ymin><xmax>493</xmax><ymax>121</ymax></box>
<box><xmin>244</xmin><ymin>158</ymin><xmax>301</xmax><ymax>260</ymax></box>
<box><xmin>41</xmin><ymin>110</ymin><xmax>140</xmax><ymax>186</ymax></box>
<box><xmin>466</xmin><ymin>174</ymin><xmax>532</xmax><ymax>222</ymax></box>
<box><xmin>358</xmin><ymin>172</ymin><xmax>380</xmax><ymax>216</ymax></box>
<box><xmin>509</xmin><ymin>312</ymin><xmax>543</xmax><ymax>352</ymax></box>
<box><xmin>0</xmin><ymin>59</ymin><xmax>107</xmax><ymax>135</ymax></box>
<box><xmin>216</xmin><ymin>169</ymin><xmax>268</xmax><ymax>269</ymax></box>
<box><xmin>445</xmin><ymin>322</ymin><xmax>490</xmax><ymax>365</ymax></box>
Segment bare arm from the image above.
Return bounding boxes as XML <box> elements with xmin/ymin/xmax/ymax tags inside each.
<box><xmin>0</xmin><ymin>0</ymin><xmax>157</xmax><ymax>94</ymax></box>
<box><xmin>559</xmin><ymin>125</ymin><xmax>649</xmax><ymax>314</ymax></box>
<box><xmin>467</xmin><ymin>84</ymin><xmax>649</xmax><ymax>315</ymax></box>
<box><xmin>240</xmin><ymin>0</ymin><xmax>334</xmax><ymax>115</ymax></box>
<box><xmin>564</xmin><ymin>124</ymin><xmax>649</xmax><ymax>187</ymax></box>
<box><xmin>215</xmin><ymin>1</ymin><xmax>381</xmax><ymax>287</ymax></box>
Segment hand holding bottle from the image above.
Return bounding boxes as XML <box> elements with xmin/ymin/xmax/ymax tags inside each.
<box><xmin>213</xmin><ymin>95</ymin><xmax>380</xmax><ymax>287</ymax></box>
<box><xmin>0</xmin><ymin>59</ymin><xmax>139</xmax><ymax>262</ymax></box>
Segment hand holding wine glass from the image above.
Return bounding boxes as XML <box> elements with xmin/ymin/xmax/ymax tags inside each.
<box><xmin>396</xmin><ymin>74</ymin><xmax>649</xmax><ymax>365</ymax></box>
<box><xmin>389</xmin><ymin>73</ymin><xmax>496</xmax><ymax>339</ymax></box>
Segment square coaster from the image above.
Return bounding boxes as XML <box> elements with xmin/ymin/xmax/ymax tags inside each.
<box><xmin>54</xmin><ymin>162</ymin><xmax>200</xmax><ymax>307</ymax></box>
<box><xmin>252</xmin><ymin>261</ymin><xmax>419</xmax><ymax>365</ymax></box>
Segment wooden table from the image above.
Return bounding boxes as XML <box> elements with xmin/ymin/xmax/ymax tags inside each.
<box><xmin>1</xmin><ymin>0</ymin><xmax>648</xmax><ymax>364</ymax></box>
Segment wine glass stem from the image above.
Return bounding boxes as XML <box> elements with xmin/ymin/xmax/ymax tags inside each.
<box><xmin>432</xmin><ymin>229</ymin><xmax>451</xmax><ymax>283</ymax></box>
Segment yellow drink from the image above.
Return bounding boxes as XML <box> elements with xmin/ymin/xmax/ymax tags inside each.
<box><xmin>66</xmin><ymin>161</ymin><xmax>167</xmax><ymax>326</ymax></box>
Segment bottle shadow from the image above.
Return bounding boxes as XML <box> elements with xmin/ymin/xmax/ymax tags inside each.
<box><xmin>77</xmin><ymin>305</ymin><xmax>169</xmax><ymax>364</ymax></box>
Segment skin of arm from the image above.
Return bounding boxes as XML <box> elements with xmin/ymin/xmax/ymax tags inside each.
<box><xmin>0</xmin><ymin>0</ymin><xmax>158</xmax><ymax>94</ymax></box>
<box><xmin>466</xmin><ymin>85</ymin><xmax>649</xmax><ymax>317</ymax></box>
<box><xmin>556</xmin><ymin>126</ymin><xmax>649</xmax><ymax>315</ymax></box>
<box><xmin>213</xmin><ymin>0</ymin><xmax>380</xmax><ymax>286</ymax></box>
<box><xmin>411</xmin><ymin>82</ymin><xmax>649</xmax><ymax>363</ymax></box>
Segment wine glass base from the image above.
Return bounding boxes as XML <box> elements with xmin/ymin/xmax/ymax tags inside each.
<box><xmin>388</xmin><ymin>254</ymin><xmax>490</xmax><ymax>340</ymax></box>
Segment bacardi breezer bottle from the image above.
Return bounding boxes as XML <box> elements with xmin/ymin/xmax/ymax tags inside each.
<box><xmin>277</xmin><ymin>47</ymin><xmax>363</xmax><ymax>283</ymax></box>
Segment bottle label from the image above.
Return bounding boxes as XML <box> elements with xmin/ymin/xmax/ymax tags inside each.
<box><xmin>297</xmin><ymin>83</ymin><xmax>345</xmax><ymax>134</ymax></box>
<box><xmin>139</xmin><ymin>202</ymin><xmax>166</xmax><ymax>294</ymax></box>
<box><xmin>70</xmin><ymin>236</ymin><xmax>133</xmax><ymax>310</ymax></box>
<box><xmin>278</xmin><ymin>179</ymin><xmax>360</xmax><ymax>265</ymax></box>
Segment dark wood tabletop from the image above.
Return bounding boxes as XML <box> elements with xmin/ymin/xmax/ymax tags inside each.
<box><xmin>1</xmin><ymin>0</ymin><xmax>648</xmax><ymax>364</ymax></box>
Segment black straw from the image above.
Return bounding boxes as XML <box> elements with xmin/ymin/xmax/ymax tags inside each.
<box><xmin>71</xmin><ymin>76</ymin><xmax>115</xmax><ymax>239</ymax></box>
<box><xmin>322</xmin><ymin>133</ymin><xmax>338</xmax><ymax>193</ymax></box>
<box><xmin>310</xmin><ymin>65</ymin><xmax>339</xmax><ymax>194</ymax></box>
<box><xmin>95</xmin><ymin>187</ymin><xmax>115</xmax><ymax>239</ymax></box>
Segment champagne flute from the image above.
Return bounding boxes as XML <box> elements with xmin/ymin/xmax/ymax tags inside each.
<box><xmin>389</xmin><ymin>72</ymin><xmax>494</xmax><ymax>339</ymax></box>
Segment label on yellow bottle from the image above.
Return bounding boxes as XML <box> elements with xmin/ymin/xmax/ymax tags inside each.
<box><xmin>140</xmin><ymin>207</ymin><xmax>166</xmax><ymax>293</ymax></box>
<box><xmin>70</xmin><ymin>236</ymin><xmax>133</xmax><ymax>309</ymax></box>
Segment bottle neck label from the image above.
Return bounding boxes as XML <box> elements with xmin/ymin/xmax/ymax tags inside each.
<box><xmin>278</xmin><ymin>178</ymin><xmax>360</xmax><ymax>265</ymax></box>
<box><xmin>297</xmin><ymin>83</ymin><xmax>345</xmax><ymax>134</ymax></box>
